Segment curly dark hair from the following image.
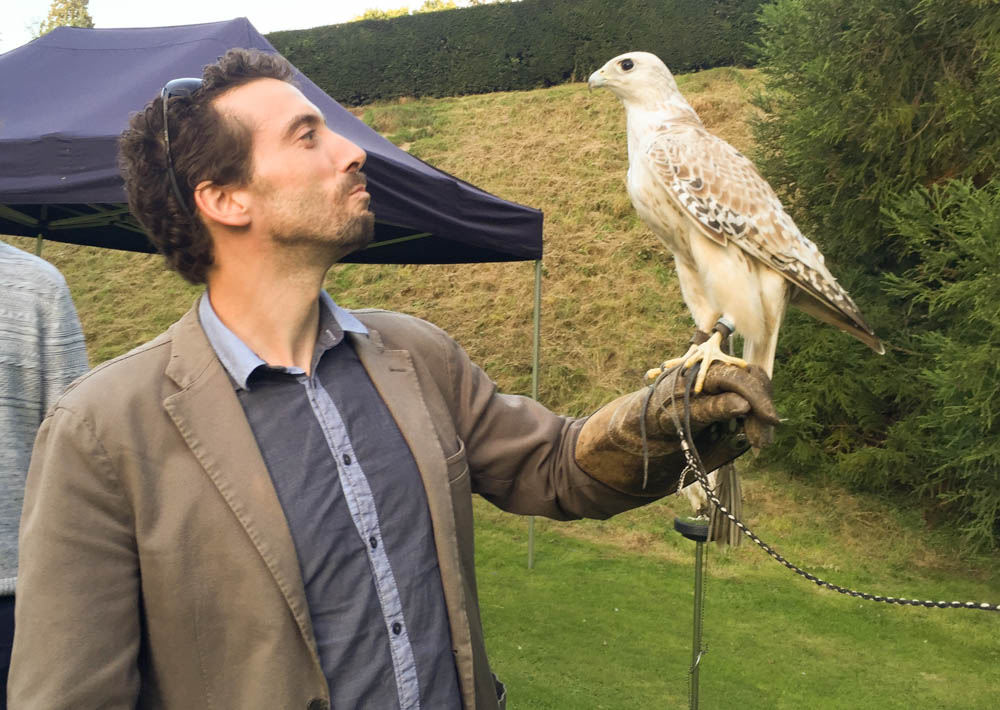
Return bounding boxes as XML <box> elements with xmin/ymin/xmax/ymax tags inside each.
<box><xmin>118</xmin><ymin>49</ymin><xmax>294</xmax><ymax>284</ymax></box>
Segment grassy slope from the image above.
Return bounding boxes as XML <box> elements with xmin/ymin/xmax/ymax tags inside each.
<box><xmin>4</xmin><ymin>68</ymin><xmax>998</xmax><ymax>706</ymax></box>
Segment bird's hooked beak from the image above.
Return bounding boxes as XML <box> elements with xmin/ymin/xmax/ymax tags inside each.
<box><xmin>587</xmin><ymin>69</ymin><xmax>607</xmax><ymax>92</ymax></box>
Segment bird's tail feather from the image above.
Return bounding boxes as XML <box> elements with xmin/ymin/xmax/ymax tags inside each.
<box><xmin>708</xmin><ymin>462</ymin><xmax>742</xmax><ymax>546</ymax></box>
<box><xmin>707</xmin><ymin>335</ymin><xmax>747</xmax><ymax>546</ymax></box>
<box><xmin>790</xmin><ymin>289</ymin><xmax>885</xmax><ymax>354</ymax></box>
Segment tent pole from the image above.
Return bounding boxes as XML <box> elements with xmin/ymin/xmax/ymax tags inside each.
<box><xmin>528</xmin><ymin>259</ymin><xmax>542</xmax><ymax>569</ymax></box>
<box><xmin>35</xmin><ymin>205</ymin><xmax>49</xmax><ymax>259</ymax></box>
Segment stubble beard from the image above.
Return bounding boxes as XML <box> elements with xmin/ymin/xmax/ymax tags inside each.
<box><xmin>263</xmin><ymin>176</ymin><xmax>375</xmax><ymax>263</ymax></box>
<box><xmin>336</xmin><ymin>210</ymin><xmax>376</xmax><ymax>255</ymax></box>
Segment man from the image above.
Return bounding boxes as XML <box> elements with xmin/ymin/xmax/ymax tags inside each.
<box><xmin>9</xmin><ymin>49</ymin><xmax>777</xmax><ymax>709</ymax></box>
<box><xmin>0</xmin><ymin>241</ymin><xmax>88</xmax><ymax>708</ymax></box>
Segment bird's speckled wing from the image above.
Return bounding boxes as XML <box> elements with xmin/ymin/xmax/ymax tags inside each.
<box><xmin>642</xmin><ymin>123</ymin><xmax>873</xmax><ymax>334</ymax></box>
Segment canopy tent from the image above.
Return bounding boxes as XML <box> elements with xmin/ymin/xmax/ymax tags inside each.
<box><xmin>0</xmin><ymin>18</ymin><xmax>546</xmax><ymax>566</ymax></box>
<box><xmin>0</xmin><ymin>18</ymin><xmax>542</xmax><ymax>264</ymax></box>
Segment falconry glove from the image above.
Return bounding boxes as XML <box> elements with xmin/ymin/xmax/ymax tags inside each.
<box><xmin>575</xmin><ymin>363</ymin><xmax>779</xmax><ymax>497</ymax></box>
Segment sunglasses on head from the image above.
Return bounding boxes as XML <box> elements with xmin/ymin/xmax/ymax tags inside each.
<box><xmin>160</xmin><ymin>77</ymin><xmax>203</xmax><ymax>219</ymax></box>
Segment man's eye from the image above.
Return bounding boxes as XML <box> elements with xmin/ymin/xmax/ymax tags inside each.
<box><xmin>302</xmin><ymin>130</ymin><xmax>316</xmax><ymax>142</ymax></box>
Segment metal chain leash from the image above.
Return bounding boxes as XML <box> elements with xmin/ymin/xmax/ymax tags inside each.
<box><xmin>645</xmin><ymin>364</ymin><xmax>1000</xmax><ymax>614</ymax></box>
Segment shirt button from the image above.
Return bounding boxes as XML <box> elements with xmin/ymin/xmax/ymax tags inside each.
<box><xmin>342</xmin><ymin>453</ymin><xmax>352</xmax><ymax>466</ymax></box>
<box><xmin>391</xmin><ymin>622</ymin><xmax>402</xmax><ymax>635</ymax></box>
<box><xmin>369</xmin><ymin>536</ymin><xmax>378</xmax><ymax>550</ymax></box>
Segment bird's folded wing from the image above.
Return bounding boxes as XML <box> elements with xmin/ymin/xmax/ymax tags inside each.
<box><xmin>643</xmin><ymin>127</ymin><xmax>869</xmax><ymax>329</ymax></box>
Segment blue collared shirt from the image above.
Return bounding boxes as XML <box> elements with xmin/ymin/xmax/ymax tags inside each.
<box><xmin>200</xmin><ymin>291</ymin><xmax>369</xmax><ymax>390</ymax></box>
<box><xmin>198</xmin><ymin>292</ymin><xmax>461</xmax><ymax>709</ymax></box>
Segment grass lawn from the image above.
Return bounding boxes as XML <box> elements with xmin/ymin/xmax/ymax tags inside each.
<box><xmin>474</xmin><ymin>482</ymin><xmax>1000</xmax><ymax>708</ymax></box>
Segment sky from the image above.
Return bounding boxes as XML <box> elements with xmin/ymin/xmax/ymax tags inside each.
<box><xmin>0</xmin><ymin>0</ymin><xmax>426</xmax><ymax>54</ymax></box>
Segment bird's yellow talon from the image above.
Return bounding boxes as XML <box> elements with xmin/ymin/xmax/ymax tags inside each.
<box><xmin>693</xmin><ymin>364</ymin><xmax>709</xmax><ymax>394</ymax></box>
<box><xmin>647</xmin><ymin>333</ymin><xmax>750</xmax><ymax>390</ymax></box>
<box><xmin>652</xmin><ymin>330</ymin><xmax>750</xmax><ymax>393</ymax></box>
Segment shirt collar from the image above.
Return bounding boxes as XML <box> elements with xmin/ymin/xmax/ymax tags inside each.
<box><xmin>198</xmin><ymin>290</ymin><xmax>368</xmax><ymax>391</ymax></box>
<box><xmin>319</xmin><ymin>290</ymin><xmax>368</xmax><ymax>338</ymax></box>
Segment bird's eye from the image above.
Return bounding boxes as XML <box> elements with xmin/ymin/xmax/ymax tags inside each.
<box><xmin>619</xmin><ymin>58</ymin><xmax>634</xmax><ymax>71</ymax></box>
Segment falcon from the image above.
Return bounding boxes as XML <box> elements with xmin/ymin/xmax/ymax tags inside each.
<box><xmin>588</xmin><ymin>52</ymin><xmax>883</xmax><ymax>394</ymax></box>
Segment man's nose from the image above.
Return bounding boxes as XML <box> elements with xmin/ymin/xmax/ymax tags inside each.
<box><xmin>329</xmin><ymin>129</ymin><xmax>366</xmax><ymax>173</ymax></box>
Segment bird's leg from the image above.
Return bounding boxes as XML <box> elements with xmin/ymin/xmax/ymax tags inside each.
<box><xmin>645</xmin><ymin>329</ymin><xmax>712</xmax><ymax>382</ymax></box>
<box><xmin>685</xmin><ymin>318</ymin><xmax>748</xmax><ymax>393</ymax></box>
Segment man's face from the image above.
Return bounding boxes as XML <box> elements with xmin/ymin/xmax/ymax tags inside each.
<box><xmin>214</xmin><ymin>78</ymin><xmax>374</xmax><ymax>258</ymax></box>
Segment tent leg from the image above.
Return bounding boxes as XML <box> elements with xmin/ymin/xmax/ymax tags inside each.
<box><xmin>35</xmin><ymin>206</ymin><xmax>46</xmax><ymax>257</ymax></box>
<box><xmin>528</xmin><ymin>259</ymin><xmax>542</xmax><ymax>569</ymax></box>
<box><xmin>528</xmin><ymin>517</ymin><xmax>535</xmax><ymax>570</ymax></box>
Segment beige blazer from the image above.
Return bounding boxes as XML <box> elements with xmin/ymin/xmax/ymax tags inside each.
<box><xmin>10</xmin><ymin>304</ymin><xmax>649</xmax><ymax>710</ymax></box>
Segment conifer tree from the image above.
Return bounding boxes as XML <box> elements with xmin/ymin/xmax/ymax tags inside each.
<box><xmin>882</xmin><ymin>179</ymin><xmax>1000</xmax><ymax>548</ymax></box>
<box><xmin>752</xmin><ymin>0</ymin><xmax>1000</xmax><ymax>549</ymax></box>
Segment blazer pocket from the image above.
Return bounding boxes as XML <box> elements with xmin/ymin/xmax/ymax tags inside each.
<box><xmin>444</xmin><ymin>438</ymin><xmax>469</xmax><ymax>483</ymax></box>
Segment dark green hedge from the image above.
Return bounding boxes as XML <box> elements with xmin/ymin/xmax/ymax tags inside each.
<box><xmin>266</xmin><ymin>0</ymin><xmax>764</xmax><ymax>105</ymax></box>
<box><xmin>751</xmin><ymin>0</ymin><xmax>1000</xmax><ymax>550</ymax></box>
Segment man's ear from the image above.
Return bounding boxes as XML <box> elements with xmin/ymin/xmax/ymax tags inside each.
<box><xmin>193</xmin><ymin>181</ymin><xmax>251</xmax><ymax>228</ymax></box>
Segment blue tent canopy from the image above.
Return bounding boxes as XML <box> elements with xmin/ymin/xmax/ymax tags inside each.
<box><xmin>0</xmin><ymin>18</ymin><xmax>543</xmax><ymax>264</ymax></box>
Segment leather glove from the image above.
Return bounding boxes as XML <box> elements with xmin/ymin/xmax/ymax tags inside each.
<box><xmin>574</xmin><ymin>363</ymin><xmax>779</xmax><ymax>496</ymax></box>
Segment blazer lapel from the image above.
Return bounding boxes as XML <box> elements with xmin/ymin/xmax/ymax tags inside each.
<box><xmin>350</xmin><ymin>328</ymin><xmax>478</xmax><ymax>710</ymax></box>
<box><xmin>161</xmin><ymin>306</ymin><xmax>319</xmax><ymax>657</ymax></box>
